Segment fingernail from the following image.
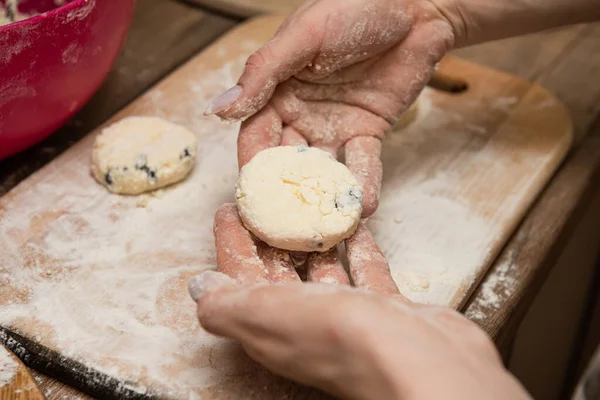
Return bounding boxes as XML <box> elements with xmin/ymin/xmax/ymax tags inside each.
<box><xmin>204</xmin><ymin>85</ymin><xmax>242</xmax><ymax>116</ymax></box>
<box><xmin>188</xmin><ymin>271</ymin><xmax>235</xmax><ymax>302</ymax></box>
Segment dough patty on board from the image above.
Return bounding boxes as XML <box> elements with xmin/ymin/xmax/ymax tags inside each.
<box><xmin>236</xmin><ymin>146</ymin><xmax>363</xmax><ymax>252</ymax></box>
<box><xmin>91</xmin><ymin>116</ymin><xmax>197</xmax><ymax>195</ymax></box>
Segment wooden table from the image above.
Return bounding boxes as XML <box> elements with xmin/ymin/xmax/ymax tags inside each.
<box><xmin>0</xmin><ymin>1</ymin><xmax>599</xmax><ymax>398</ymax></box>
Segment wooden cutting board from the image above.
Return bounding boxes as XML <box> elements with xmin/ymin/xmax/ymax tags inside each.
<box><xmin>0</xmin><ymin>14</ymin><xmax>572</xmax><ymax>400</ymax></box>
<box><xmin>0</xmin><ymin>344</ymin><xmax>44</xmax><ymax>400</ymax></box>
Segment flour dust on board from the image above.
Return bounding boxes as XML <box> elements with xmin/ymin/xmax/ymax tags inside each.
<box><xmin>0</xmin><ymin>347</ymin><xmax>18</xmax><ymax>388</ymax></box>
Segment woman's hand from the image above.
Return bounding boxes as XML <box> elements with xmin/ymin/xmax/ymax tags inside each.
<box><xmin>188</xmin><ymin>206</ymin><xmax>531</xmax><ymax>399</ymax></box>
<box><xmin>204</xmin><ymin>0</ymin><xmax>599</xmax><ymax>218</ymax></box>
<box><xmin>188</xmin><ymin>270</ymin><xmax>532</xmax><ymax>400</ymax></box>
<box><xmin>206</xmin><ymin>203</ymin><xmax>403</xmax><ymax>296</ymax></box>
<box><xmin>205</xmin><ymin>0</ymin><xmax>455</xmax><ymax>217</ymax></box>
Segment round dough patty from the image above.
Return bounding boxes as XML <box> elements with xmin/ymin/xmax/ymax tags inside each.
<box><xmin>235</xmin><ymin>146</ymin><xmax>363</xmax><ymax>252</ymax></box>
<box><xmin>91</xmin><ymin>116</ymin><xmax>197</xmax><ymax>195</ymax></box>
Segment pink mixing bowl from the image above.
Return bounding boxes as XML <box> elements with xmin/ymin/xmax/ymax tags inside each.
<box><xmin>0</xmin><ymin>0</ymin><xmax>136</xmax><ymax>160</ymax></box>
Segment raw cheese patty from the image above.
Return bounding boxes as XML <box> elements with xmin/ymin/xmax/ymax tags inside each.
<box><xmin>235</xmin><ymin>146</ymin><xmax>363</xmax><ymax>252</ymax></box>
<box><xmin>91</xmin><ymin>116</ymin><xmax>197</xmax><ymax>195</ymax></box>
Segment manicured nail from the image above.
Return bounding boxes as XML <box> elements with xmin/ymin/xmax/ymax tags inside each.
<box><xmin>188</xmin><ymin>271</ymin><xmax>235</xmax><ymax>302</ymax></box>
<box><xmin>204</xmin><ymin>85</ymin><xmax>242</xmax><ymax>115</ymax></box>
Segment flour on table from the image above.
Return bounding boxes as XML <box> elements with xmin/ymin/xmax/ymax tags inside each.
<box><xmin>368</xmin><ymin>90</ymin><xmax>494</xmax><ymax>305</ymax></box>
<box><xmin>490</xmin><ymin>96</ymin><xmax>518</xmax><ymax>112</ymax></box>
<box><xmin>464</xmin><ymin>250</ymin><xmax>518</xmax><ymax>322</ymax></box>
<box><xmin>0</xmin><ymin>347</ymin><xmax>17</xmax><ymax>388</ymax></box>
<box><xmin>0</xmin><ymin>44</ymin><xmax>287</xmax><ymax>399</ymax></box>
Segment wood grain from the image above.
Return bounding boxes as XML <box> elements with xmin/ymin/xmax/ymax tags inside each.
<box><xmin>30</xmin><ymin>372</ymin><xmax>90</xmax><ymax>400</ymax></box>
<box><xmin>452</xmin><ymin>25</ymin><xmax>588</xmax><ymax>81</ymax></box>
<box><xmin>464</xmin><ymin>105</ymin><xmax>600</xmax><ymax>344</ymax></box>
<box><xmin>0</xmin><ymin>14</ymin><xmax>573</xmax><ymax>399</ymax></box>
<box><xmin>461</xmin><ymin>24</ymin><xmax>600</xmax><ymax>341</ymax></box>
<box><xmin>536</xmin><ymin>24</ymin><xmax>600</xmax><ymax>142</ymax></box>
<box><xmin>455</xmin><ymin>23</ymin><xmax>600</xmax><ymax>143</ymax></box>
<box><xmin>0</xmin><ymin>343</ymin><xmax>44</xmax><ymax>400</ymax></box>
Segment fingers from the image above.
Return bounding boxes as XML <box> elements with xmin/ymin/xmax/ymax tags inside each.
<box><xmin>237</xmin><ymin>104</ymin><xmax>282</xmax><ymax>169</ymax></box>
<box><xmin>214</xmin><ymin>204</ymin><xmax>300</xmax><ymax>284</ymax></box>
<box><xmin>346</xmin><ymin>222</ymin><xmax>405</xmax><ymax>299</ymax></box>
<box><xmin>271</xmin><ymin>88</ymin><xmax>388</xmax><ymax>156</ymax></box>
<box><xmin>191</xmin><ymin>280</ymin><xmax>410</xmax><ymax>400</ymax></box>
<box><xmin>306</xmin><ymin>248</ymin><xmax>350</xmax><ymax>285</ymax></box>
<box><xmin>295</xmin><ymin>56</ymin><xmax>381</xmax><ymax>85</ymax></box>
<box><xmin>207</xmin><ymin>20</ymin><xmax>322</xmax><ymax>121</ymax></box>
<box><xmin>256</xmin><ymin>242</ymin><xmax>301</xmax><ymax>283</ymax></box>
<box><xmin>344</xmin><ymin>136</ymin><xmax>382</xmax><ymax>218</ymax></box>
<box><xmin>213</xmin><ymin>204</ymin><xmax>269</xmax><ymax>285</ymax></box>
<box><xmin>280</xmin><ymin>126</ymin><xmax>308</xmax><ymax>147</ymax></box>
<box><xmin>193</xmin><ymin>283</ymin><xmax>294</xmax><ymax>341</ymax></box>
<box><xmin>293</xmin><ymin>2</ymin><xmax>413</xmax><ymax>83</ymax></box>
<box><xmin>188</xmin><ymin>270</ymin><xmax>237</xmax><ymax>302</ymax></box>
<box><xmin>191</xmin><ymin>281</ymin><xmax>343</xmax><ymax>364</ymax></box>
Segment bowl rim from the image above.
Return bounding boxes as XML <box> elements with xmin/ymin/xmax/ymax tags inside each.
<box><xmin>0</xmin><ymin>0</ymin><xmax>88</xmax><ymax>33</ymax></box>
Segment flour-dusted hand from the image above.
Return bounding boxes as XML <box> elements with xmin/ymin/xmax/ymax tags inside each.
<box><xmin>205</xmin><ymin>0</ymin><xmax>455</xmax><ymax>217</ymax></box>
<box><xmin>192</xmin><ymin>207</ymin><xmax>531</xmax><ymax>400</ymax></box>
<box><xmin>202</xmin><ymin>203</ymin><xmax>403</xmax><ymax>295</ymax></box>
<box><xmin>188</xmin><ymin>270</ymin><xmax>531</xmax><ymax>400</ymax></box>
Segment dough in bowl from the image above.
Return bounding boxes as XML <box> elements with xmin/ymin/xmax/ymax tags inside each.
<box><xmin>91</xmin><ymin>116</ymin><xmax>197</xmax><ymax>195</ymax></box>
<box><xmin>236</xmin><ymin>146</ymin><xmax>363</xmax><ymax>252</ymax></box>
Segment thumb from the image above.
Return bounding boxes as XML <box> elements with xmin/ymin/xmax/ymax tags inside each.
<box><xmin>187</xmin><ymin>270</ymin><xmax>237</xmax><ymax>303</ymax></box>
<box><xmin>188</xmin><ymin>270</ymin><xmax>242</xmax><ymax>337</ymax></box>
<box><xmin>205</xmin><ymin>21</ymin><xmax>322</xmax><ymax>121</ymax></box>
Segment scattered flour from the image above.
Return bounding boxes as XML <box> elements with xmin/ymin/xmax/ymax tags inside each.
<box><xmin>490</xmin><ymin>96</ymin><xmax>519</xmax><ymax>112</ymax></box>
<box><xmin>371</xmin><ymin>90</ymin><xmax>496</xmax><ymax>306</ymax></box>
<box><xmin>370</xmin><ymin>87</ymin><xmax>562</xmax><ymax>307</ymax></box>
<box><xmin>534</xmin><ymin>98</ymin><xmax>557</xmax><ymax>110</ymax></box>
<box><xmin>64</xmin><ymin>0</ymin><xmax>95</xmax><ymax>24</ymax></box>
<box><xmin>465</xmin><ymin>251</ymin><xmax>518</xmax><ymax>322</ymax></box>
<box><xmin>0</xmin><ymin>346</ymin><xmax>17</xmax><ymax>388</ymax></box>
<box><xmin>0</xmin><ymin>41</ymin><xmax>287</xmax><ymax>399</ymax></box>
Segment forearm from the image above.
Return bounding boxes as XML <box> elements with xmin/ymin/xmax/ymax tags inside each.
<box><xmin>434</xmin><ymin>0</ymin><xmax>600</xmax><ymax>48</ymax></box>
